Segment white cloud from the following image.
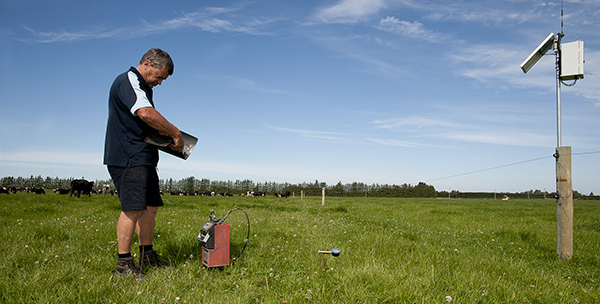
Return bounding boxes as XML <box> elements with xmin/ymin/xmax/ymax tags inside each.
<box><xmin>372</xmin><ymin>116</ymin><xmax>464</xmax><ymax>129</ymax></box>
<box><xmin>156</xmin><ymin>12</ymin><xmax>264</xmax><ymax>34</ymax></box>
<box><xmin>265</xmin><ymin>124</ymin><xmax>353</xmax><ymax>143</ymax></box>
<box><xmin>371</xmin><ymin>115</ymin><xmax>555</xmax><ymax>147</ymax></box>
<box><xmin>21</xmin><ymin>26</ymin><xmax>118</xmax><ymax>43</ymax></box>
<box><xmin>315</xmin><ymin>0</ymin><xmax>387</xmax><ymax>23</ymax></box>
<box><xmin>20</xmin><ymin>7</ymin><xmax>272</xmax><ymax>43</ymax></box>
<box><xmin>424</xmin><ymin>2</ymin><xmax>541</xmax><ymax>25</ymax></box>
<box><xmin>448</xmin><ymin>41</ymin><xmax>600</xmax><ymax>105</ymax></box>
<box><xmin>365</xmin><ymin>137</ymin><xmax>441</xmax><ymax>148</ymax></box>
<box><xmin>266</xmin><ymin>124</ymin><xmax>438</xmax><ymax>148</ymax></box>
<box><xmin>444</xmin><ymin>131</ymin><xmax>554</xmax><ymax>147</ymax></box>
<box><xmin>376</xmin><ymin>16</ymin><xmax>442</xmax><ymax>42</ymax></box>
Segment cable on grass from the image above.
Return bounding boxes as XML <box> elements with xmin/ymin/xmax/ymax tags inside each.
<box><xmin>221</xmin><ymin>208</ymin><xmax>250</xmax><ymax>264</ymax></box>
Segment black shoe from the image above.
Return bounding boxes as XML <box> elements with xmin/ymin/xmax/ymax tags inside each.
<box><xmin>115</xmin><ymin>256</ymin><xmax>148</xmax><ymax>281</ymax></box>
<box><xmin>140</xmin><ymin>250</ymin><xmax>170</xmax><ymax>269</ymax></box>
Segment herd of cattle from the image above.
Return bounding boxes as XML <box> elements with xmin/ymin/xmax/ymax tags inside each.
<box><xmin>0</xmin><ymin>186</ymin><xmax>48</xmax><ymax>195</ymax></box>
<box><xmin>0</xmin><ymin>179</ymin><xmax>97</xmax><ymax>197</ymax></box>
<box><xmin>1</xmin><ymin>179</ymin><xmax>292</xmax><ymax>198</ymax></box>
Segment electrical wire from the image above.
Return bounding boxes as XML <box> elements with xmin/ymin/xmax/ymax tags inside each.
<box><xmin>573</xmin><ymin>150</ymin><xmax>600</xmax><ymax>156</ymax></box>
<box><xmin>426</xmin><ymin>155</ymin><xmax>552</xmax><ymax>183</ymax></box>
<box><xmin>426</xmin><ymin>150</ymin><xmax>600</xmax><ymax>183</ymax></box>
<box><xmin>561</xmin><ymin>79</ymin><xmax>578</xmax><ymax>86</ymax></box>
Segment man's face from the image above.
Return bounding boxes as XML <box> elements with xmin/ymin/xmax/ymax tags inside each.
<box><xmin>140</xmin><ymin>60</ymin><xmax>169</xmax><ymax>88</ymax></box>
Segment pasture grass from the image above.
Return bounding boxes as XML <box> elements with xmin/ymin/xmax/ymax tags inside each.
<box><xmin>1</xmin><ymin>193</ymin><xmax>599</xmax><ymax>303</ymax></box>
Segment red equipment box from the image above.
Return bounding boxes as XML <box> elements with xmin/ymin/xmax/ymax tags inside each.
<box><xmin>201</xmin><ymin>223</ymin><xmax>230</xmax><ymax>268</ymax></box>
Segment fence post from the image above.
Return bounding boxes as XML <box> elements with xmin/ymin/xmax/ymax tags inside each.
<box><xmin>322</xmin><ymin>187</ymin><xmax>325</xmax><ymax>206</ymax></box>
<box><xmin>556</xmin><ymin>146</ymin><xmax>573</xmax><ymax>261</ymax></box>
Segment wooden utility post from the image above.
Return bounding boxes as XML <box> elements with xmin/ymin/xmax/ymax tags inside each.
<box><xmin>521</xmin><ymin>31</ymin><xmax>583</xmax><ymax>262</ymax></box>
<box><xmin>556</xmin><ymin>146</ymin><xmax>573</xmax><ymax>261</ymax></box>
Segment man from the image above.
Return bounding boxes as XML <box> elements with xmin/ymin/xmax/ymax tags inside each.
<box><xmin>104</xmin><ymin>48</ymin><xmax>184</xmax><ymax>280</ymax></box>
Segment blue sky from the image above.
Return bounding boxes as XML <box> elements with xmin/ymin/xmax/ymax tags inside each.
<box><xmin>1</xmin><ymin>0</ymin><xmax>599</xmax><ymax>194</ymax></box>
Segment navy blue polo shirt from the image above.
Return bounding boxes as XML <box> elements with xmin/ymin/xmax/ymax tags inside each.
<box><xmin>104</xmin><ymin>67</ymin><xmax>159</xmax><ymax>167</ymax></box>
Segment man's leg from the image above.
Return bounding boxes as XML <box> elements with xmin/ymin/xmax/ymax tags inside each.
<box><xmin>117</xmin><ymin>210</ymin><xmax>143</xmax><ymax>254</ymax></box>
<box><xmin>136</xmin><ymin>206</ymin><xmax>158</xmax><ymax>246</ymax></box>
<box><xmin>137</xmin><ymin>206</ymin><xmax>168</xmax><ymax>268</ymax></box>
<box><xmin>115</xmin><ymin>209</ymin><xmax>147</xmax><ymax>280</ymax></box>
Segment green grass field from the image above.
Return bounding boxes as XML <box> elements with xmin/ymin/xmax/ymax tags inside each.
<box><xmin>1</xmin><ymin>193</ymin><xmax>599</xmax><ymax>303</ymax></box>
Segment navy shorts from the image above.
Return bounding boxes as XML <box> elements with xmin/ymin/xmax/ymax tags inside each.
<box><xmin>108</xmin><ymin>165</ymin><xmax>164</xmax><ymax>211</ymax></box>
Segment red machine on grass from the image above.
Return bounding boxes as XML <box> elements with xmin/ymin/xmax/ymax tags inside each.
<box><xmin>197</xmin><ymin>209</ymin><xmax>249</xmax><ymax>268</ymax></box>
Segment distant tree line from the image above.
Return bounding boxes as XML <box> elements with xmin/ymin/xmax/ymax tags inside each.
<box><xmin>156</xmin><ymin>178</ymin><xmax>438</xmax><ymax>198</ymax></box>
<box><xmin>1</xmin><ymin>176</ymin><xmax>436</xmax><ymax>198</ymax></box>
<box><xmin>3</xmin><ymin>175</ymin><xmax>598</xmax><ymax>200</ymax></box>
<box><xmin>1</xmin><ymin>175</ymin><xmax>75</xmax><ymax>190</ymax></box>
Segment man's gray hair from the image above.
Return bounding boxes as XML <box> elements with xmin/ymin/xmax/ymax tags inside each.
<box><xmin>140</xmin><ymin>48</ymin><xmax>174</xmax><ymax>75</ymax></box>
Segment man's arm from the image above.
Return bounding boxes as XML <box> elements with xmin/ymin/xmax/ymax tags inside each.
<box><xmin>136</xmin><ymin>107</ymin><xmax>185</xmax><ymax>152</ymax></box>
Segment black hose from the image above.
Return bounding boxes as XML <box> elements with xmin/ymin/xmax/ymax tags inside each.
<box><xmin>221</xmin><ymin>208</ymin><xmax>250</xmax><ymax>263</ymax></box>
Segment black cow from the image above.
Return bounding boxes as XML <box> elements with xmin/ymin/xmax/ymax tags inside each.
<box><xmin>55</xmin><ymin>188</ymin><xmax>70</xmax><ymax>194</ymax></box>
<box><xmin>275</xmin><ymin>191</ymin><xmax>291</xmax><ymax>198</ymax></box>
<box><xmin>0</xmin><ymin>187</ymin><xmax>8</xmax><ymax>194</ymax></box>
<box><xmin>70</xmin><ymin>179</ymin><xmax>94</xmax><ymax>198</ymax></box>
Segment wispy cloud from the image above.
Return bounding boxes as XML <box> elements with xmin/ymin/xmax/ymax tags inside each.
<box><xmin>375</xmin><ymin>16</ymin><xmax>443</xmax><ymax>42</ymax></box>
<box><xmin>426</xmin><ymin>7</ymin><xmax>537</xmax><ymax>25</ymax></box>
<box><xmin>266</xmin><ymin>119</ymin><xmax>550</xmax><ymax>149</ymax></box>
<box><xmin>265</xmin><ymin>123</ymin><xmax>436</xmax><ymax>148</ymax></box>
<box><xmin>448</xmin><ymin>40</ymin><xmax>600</xmax><ymax>105</ymax></box>
<box><xmin>314</xmin><ymin>0</ymin><xmax>387</xmax><ymax>23</ymax></box>
<box><xmin>20</xmin><ymin>6</ymin><xmax>275</xmax><ymax>43</ymax></box>
<box><xmin>444</xmin><ymin>131</ymin><xmax>554</xmax><ymax>147</ymax></box>
<box><xmin>371</xmin><ymin>115</ymin><xmax>555</xmax><ymax>147</ymax></box>
<box><xmin>265</xmin><ymin>124</ymin><xmax>352</xmax><ymax>143</ymax></box>
<box><xmin>447</xmin><ymin>41</ymin><xmax>553</xmax><ymax>92</ymax></box>
<box><xmin>312</xmin><ymin>0</ymin><xmax>542</xmax><ymax>26</ymax></box>
<box><xmin>148</xmin><ymin>9</ymin><xmax>273</xmax><ymax>34</ymax></box>
<box><xmin>22</xmin><ymin>25</ymin><xmax>119</xmax><ymax>43</ymax></box>
<box><xmin>365</xmin><ymin>137</ymin><xmax>441</xmax><ymax>148</ymax></box>
<box><xmin>372</xmin><ymin>116</ymin><xmax>464</xmax><ymax>130</ymax></box>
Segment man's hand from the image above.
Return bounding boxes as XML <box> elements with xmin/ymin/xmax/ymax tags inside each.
<box><xmin>137</xmin><ymin>107</ymin><xmax>183</xmax><ymax>152</ymax></box>
<box><xmin>170</xmin><ymin>133</ymin><xmax>185</xmax><ymax>152</ymax></box>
